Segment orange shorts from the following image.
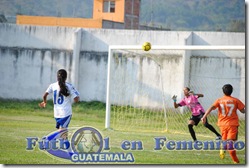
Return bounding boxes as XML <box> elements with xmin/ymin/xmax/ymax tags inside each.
<box><xmin>219</xmin><ymin>126</ymin><xmax>238</xmax><ymax>141</ymax></box>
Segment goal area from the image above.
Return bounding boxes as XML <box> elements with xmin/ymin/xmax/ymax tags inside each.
<box><xmin>105</xmin><ymin>45</ymin><xmax>245</xmax><ymax>139</ymax></box>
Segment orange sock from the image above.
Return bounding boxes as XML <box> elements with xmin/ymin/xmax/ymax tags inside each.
<box><xmin>229</xmin><ymin>150</ymin><xmax>239</xmax><ymax>163</ymax></box>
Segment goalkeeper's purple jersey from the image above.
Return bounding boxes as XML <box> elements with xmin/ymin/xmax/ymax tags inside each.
<box><xmin>178</xmin><ymin>95</ymin><xmax>205</xmax><ymax>116</ymax></box>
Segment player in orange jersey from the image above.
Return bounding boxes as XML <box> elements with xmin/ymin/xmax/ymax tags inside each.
<box><xmin>201</xmin><ymin>84</ymin><xmax>245</xmax><ymax>164</ymax></box>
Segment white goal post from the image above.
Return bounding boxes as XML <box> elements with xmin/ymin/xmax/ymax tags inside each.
<box><xmin>105</xmin><ymin>45</ymin><xmax>245</xmax><ymax>131</ymax></box>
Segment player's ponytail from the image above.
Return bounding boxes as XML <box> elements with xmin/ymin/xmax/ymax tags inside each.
<box><xmin>57</xmin><ymin>69</ymin><xmax>70</xmax><ymax>97</ymax></box>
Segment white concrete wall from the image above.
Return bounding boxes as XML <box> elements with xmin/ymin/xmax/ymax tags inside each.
<box><xmin>0</xmin><ymin>48</ymin><xmax>73</xmax><ymax>99</ymax></box>
<box><xmin>192</xmin><ymin>31</ymin><xmax>245</xmax><ymax>45</ymax></box>
<box><xmin>189</xmin><ymin>56</ymin><xmax>245</xmax><ymax>108</ymax></box>
<box><xmin>109</xmin><ymin>52</ymin><xmax>184</xmax><ymax>109</ymax></box>
<box><xmin>0</xmin><ymin>24</ymin><xmax>245</xmax><ymax>110</ymax></box>
<box><xmin>78</xmin><ymin>51</ymin><xmax>108</xmax><ymax>102</ymax></box>
<box><xmin>80</xmin><ymin>29</ymin><xmax>193</xmax><ymax>51</ymax></box>
<box><xmin>0</xmin><ymin>24</ymin><xmax>77</xmax><ymax>49</ymax></box>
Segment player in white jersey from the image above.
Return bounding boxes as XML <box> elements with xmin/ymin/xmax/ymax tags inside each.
<box><xmin>39</xmin><ymin>69</ymin><xmax>80</xmax><ymax>130</ymax></box>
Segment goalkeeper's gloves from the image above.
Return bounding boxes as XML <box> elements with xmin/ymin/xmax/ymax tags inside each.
<box><xmin>172</xmin><ymin>95</ymin><xmax>177</xmax><ymax>102</ymax></box>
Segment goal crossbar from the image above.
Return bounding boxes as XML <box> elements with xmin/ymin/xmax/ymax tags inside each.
<box><xmin>109</xmin><ymin>45</ymin><xmax>245</xmax><ymax>50</ymax></box>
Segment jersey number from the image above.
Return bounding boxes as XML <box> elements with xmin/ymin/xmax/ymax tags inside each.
<box><xmin>53</xmin><ymin>90</ymin><xmax>64</xmax><ymax>105</ymax></box>
<box><xmin>220</xmin><ymin>104</ymin><xmax>234</xmax><ymax>117</ymax></box>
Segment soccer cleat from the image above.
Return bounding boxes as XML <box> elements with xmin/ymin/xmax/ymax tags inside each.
<box><xmin>219</xmin><ymin>149</ymin><xmax>225</xmax><ymax>159</ymax></box>
<box><xmin>215</xmin><ymin>136</ymin><xmax>222</xmax><ymax>140</ymax></box>
<box><xmin>233</xmin><ymin>161</ymin><xmax>239</xmax><ymax>164</ymax></box>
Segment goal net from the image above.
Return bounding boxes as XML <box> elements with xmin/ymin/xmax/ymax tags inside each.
<box><xmin>105</xmin><ymin>45</ymin><xmax>245</xmax><ymax>139</ymax></box>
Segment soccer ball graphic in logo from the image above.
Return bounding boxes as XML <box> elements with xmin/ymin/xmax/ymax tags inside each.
<box><xmin>72</xmin><ymin>128</ymin><xmax>102</xmax><ymax>153</ymax></box>
<box><xmin>142</xmin><ymin>42</ymin><xmax>151</xmax><ymax>51</ymax></box>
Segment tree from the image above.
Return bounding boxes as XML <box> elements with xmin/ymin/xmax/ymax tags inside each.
<box><xmin>228</xmin><ymin>19</ymin><xmax>245</xmax><ymax>32</ymax></box>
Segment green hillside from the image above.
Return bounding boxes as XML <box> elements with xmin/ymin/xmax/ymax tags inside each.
<box><xmin>0</xmin><ymin>0</ymin><xmax>245</xmax><ymax>32</ymax></box>
<box><xmin>0</xmin><ymin>0</ymin><xmax>93</xmax><ymax>18</ymax></box>
<box><xmin>140</xmin><ymin>0</ymin><xmax>245</xmax><ymax>32</ymax></box>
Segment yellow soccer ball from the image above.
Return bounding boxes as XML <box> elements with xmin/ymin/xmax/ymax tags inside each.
<box><xmin>142</xmin><ymin>42</ymin><xmax>151</xmax><ymax>51</ymax></box>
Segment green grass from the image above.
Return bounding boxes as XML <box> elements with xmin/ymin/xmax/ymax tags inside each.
<box><xmin>0</xmin><ymin>99</ymin><xmax>246</xmax><ymax>164</ymax></box>
<box><xmin>111</xmin><ymin>104</ymin><xmax>245</xmax><ymax>141</ymax></box>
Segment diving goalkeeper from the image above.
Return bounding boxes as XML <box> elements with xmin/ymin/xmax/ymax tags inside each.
<box><xmin>172</xmin><ymin>87</ymin><xmax>221</xmax><ymax>141</ymax></box>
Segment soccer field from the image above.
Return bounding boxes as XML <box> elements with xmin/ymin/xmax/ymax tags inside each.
<box><xmin>0</xmin><ymin>99</ymin><xmax>245</xmax><ymax>164</ymax></box>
